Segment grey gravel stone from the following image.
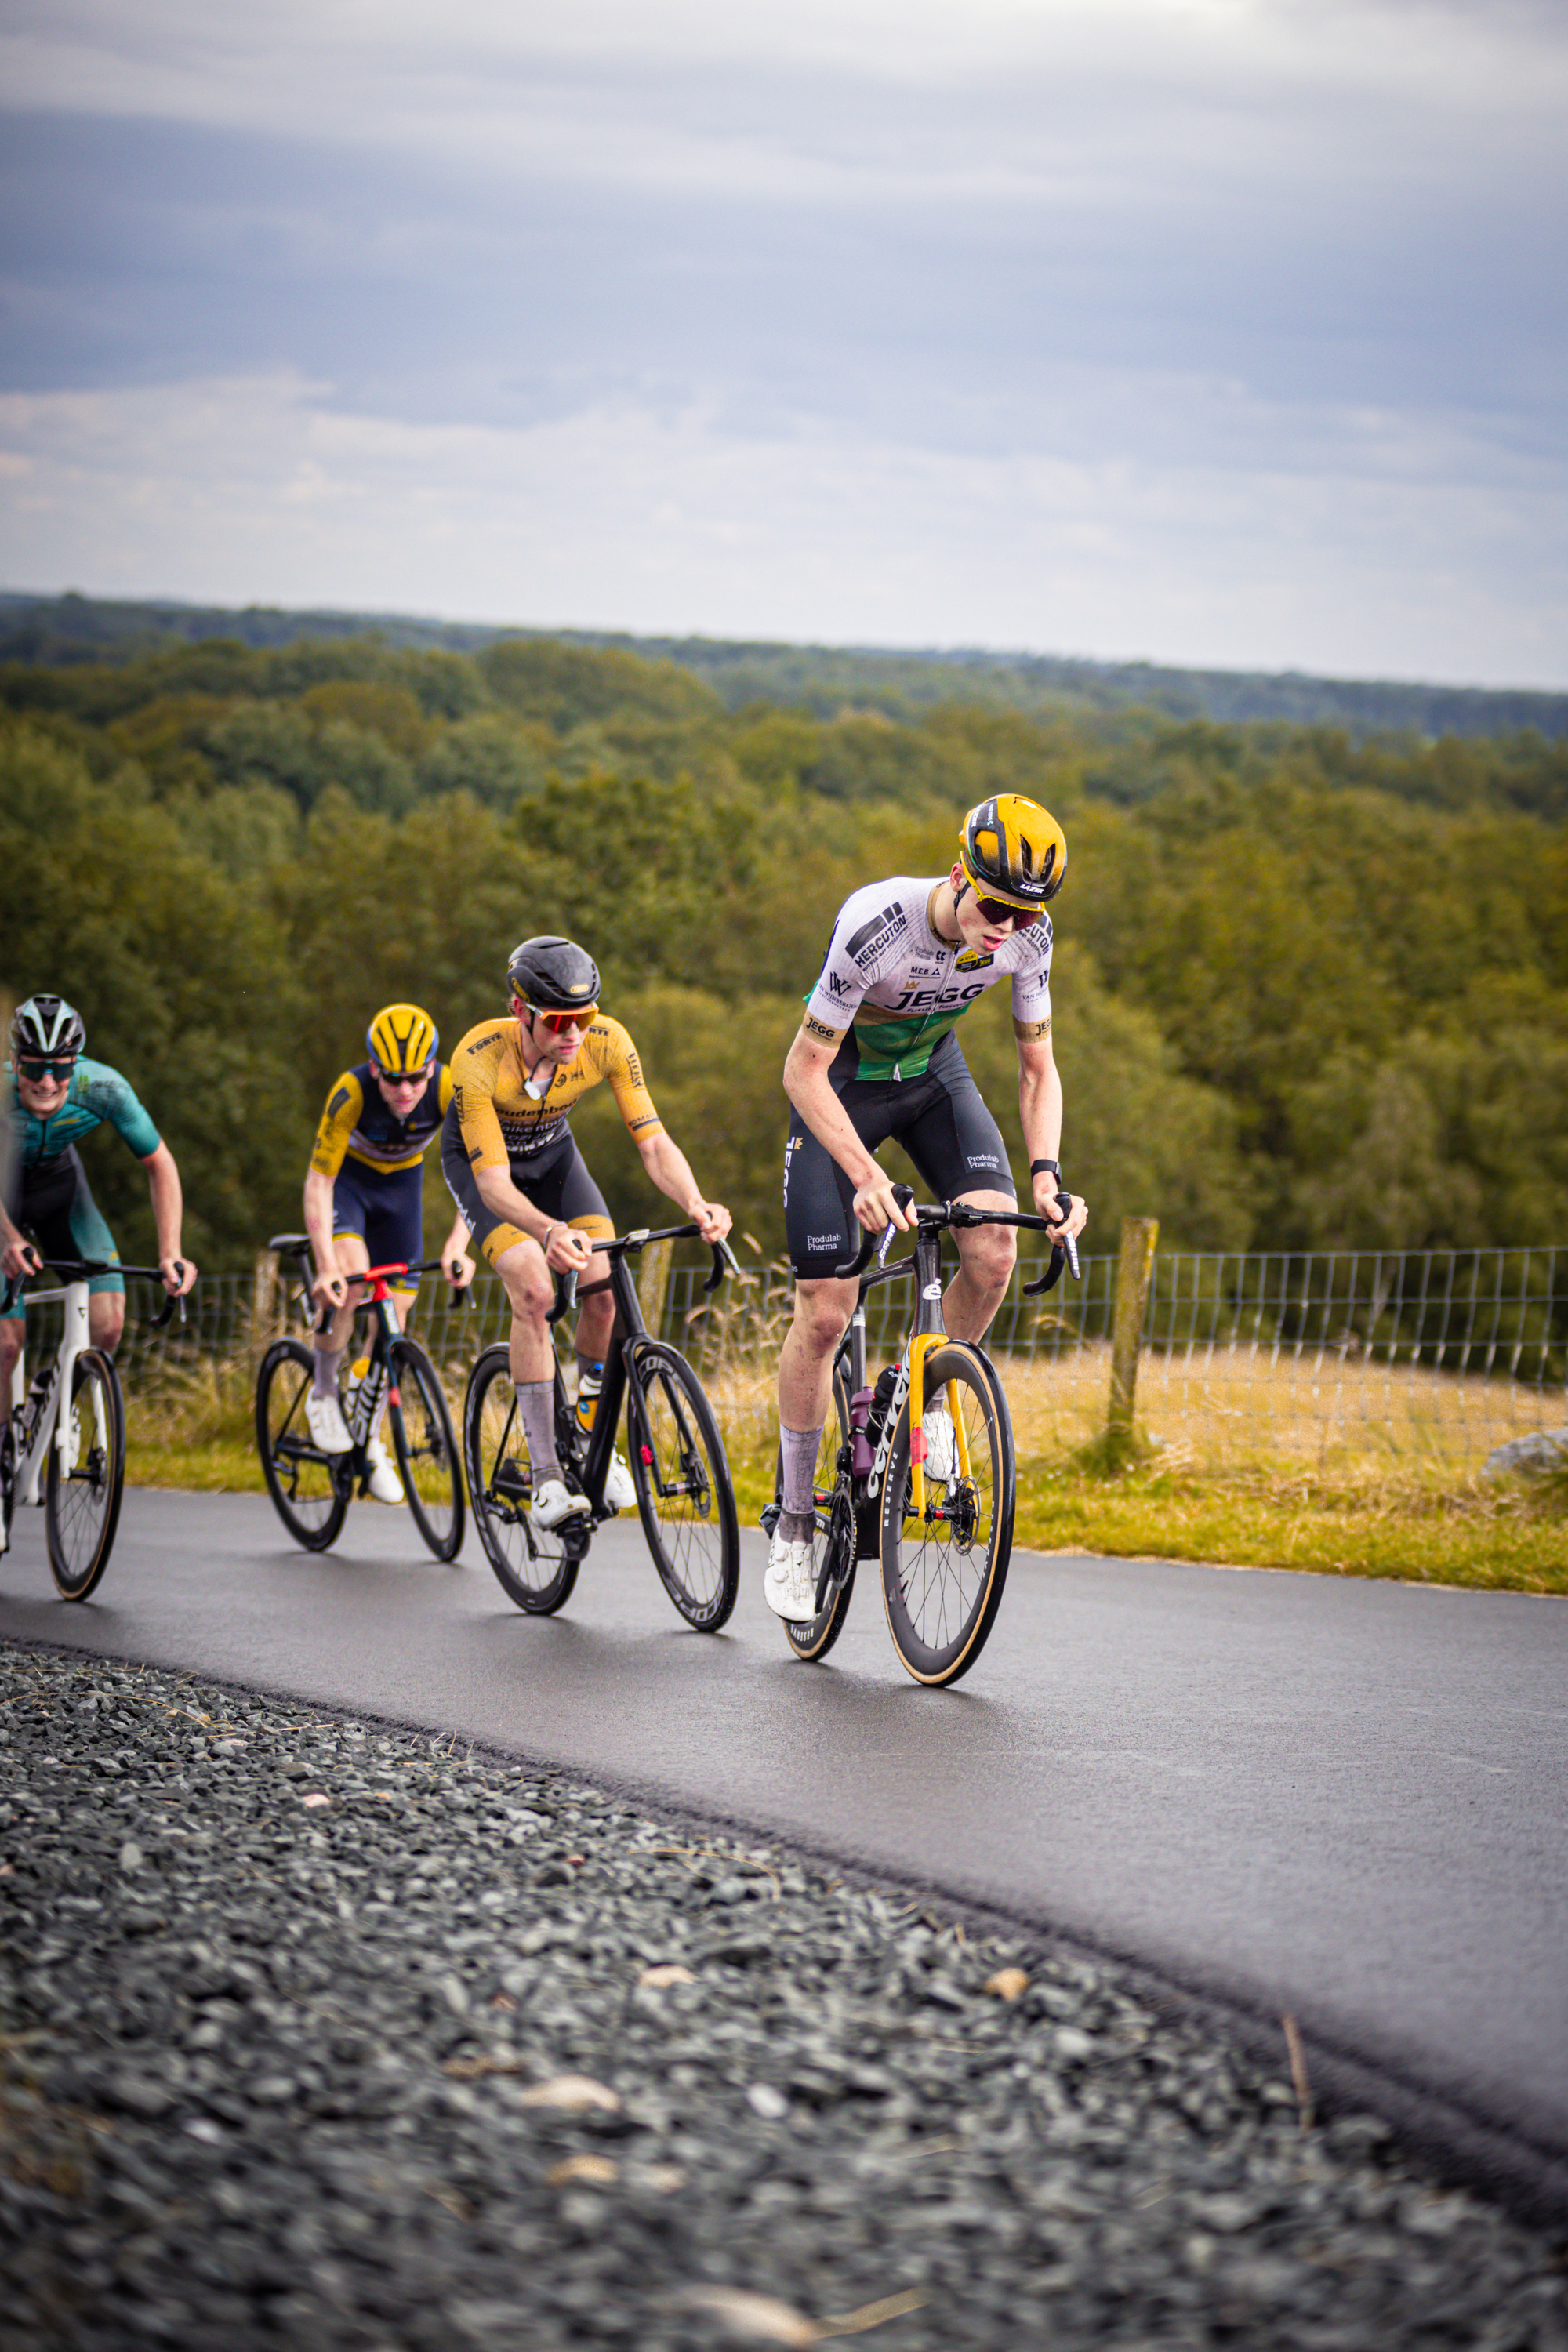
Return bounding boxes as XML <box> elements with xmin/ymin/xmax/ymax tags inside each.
<box><xmin>2</xmin><ymin>1640</ymin><xmax>1565</xmax><ymax>2351</ymax></box>
<box><xmin>1482</xmin><ymin>1427</ymin><xmax>1568</xmax><ymax>1475</ymax></box>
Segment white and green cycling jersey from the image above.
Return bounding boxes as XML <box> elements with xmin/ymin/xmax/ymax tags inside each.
<box><xmin>803</xmin><ymin>877</ymin><xmax>1054</xmax><ymax>1082</ymax></box>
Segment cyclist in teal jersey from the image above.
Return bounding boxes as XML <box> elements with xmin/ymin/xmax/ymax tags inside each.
<box><xmin>1</xmin><ymin>995</ymin><xmax>198</xmax><ymax>1433</ymax></box>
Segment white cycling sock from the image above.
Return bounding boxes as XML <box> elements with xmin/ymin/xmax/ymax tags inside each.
<box><xmin>514</xmin><ymin>1381</ymin><xmax>561</xmax><ymax>1481</ymax></box>
<box><xmin>779</xmin><ymin>1422</ymin><xmax>824</xmax><ymax>1521</ymax></box>
<box><xmin>313</xmin><ymin>1345</ymin><xmax>344</xmax><ymax>1401</ymax></box>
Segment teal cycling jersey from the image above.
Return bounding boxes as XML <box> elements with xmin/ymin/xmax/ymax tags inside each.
<box><xmin>5</xmin><ymin>1056</ymin><xmax>162</xmax><ymax>1170</ymax></box>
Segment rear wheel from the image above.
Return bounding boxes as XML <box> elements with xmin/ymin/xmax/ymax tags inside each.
<box><xmin>880</xmin><ymin>1343</ymin><xmax>1013</xmax><ymax>1688</ymax></box>
<box><xmin>463</xmin><ymin>1343</ymin><xmax>579</xmax><ymax>1614</ymax></box>
<box><xmin>626</xmin><ymin>1343</ymin><xmax>739</xmax><ymax>1631</ymax></box>
<box><xmin>782</xmin><ymin>1363</ymin><xmax>856</xmax><ymax>1663</ymax></box>
<box><xmin>256</xmin><ymin>1338</ymin><xmax>349</xmax><ymax>1552</ymax></box>
<box><xmin>45</xmin><ymin>1349</ymin><xmax>125</xmax><ymax>1600</ymax></box>
<box><xmin>389</xmin><ymin>1338</ymin><xmax>464</xmax><ymax>1561</ymax></box>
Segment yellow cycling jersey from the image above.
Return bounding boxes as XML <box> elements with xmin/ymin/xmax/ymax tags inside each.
<box><xmin>310</xmin><ymin>1061</ymin><xmax>456</xmax><ymax>1179</ymax></box>
<box><xmin>448</xmin><ymin>1014</ymin><xmax>663</xmax><ymax>1171</ymax></box>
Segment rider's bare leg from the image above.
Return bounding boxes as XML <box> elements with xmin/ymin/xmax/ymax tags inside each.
<box><xmin>88</xmin><ymin>1294</ymin><xmax>126</xmax><ymax>1354</ymax></box>
<box><xmin>775</xmin><ymin>1276</ymin><xmax>857</xmax><ymax>1540</ymax></box>
<box><xmin>942</xmin><ymin>1188</ymin><xmax>1018</xmax><ymax>1343</ymax></box>
<box><xmin>0</xmin><ymin>1320</ymin><xmax>19</xmax><ymax>1428</ymax></box>
<box><xmin>495</xmin><ymin>1236</ymin><xmax>566</xmax><ymax>1483</ymax></box>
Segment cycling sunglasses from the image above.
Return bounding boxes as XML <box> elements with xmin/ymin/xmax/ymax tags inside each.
<box><xmin>972</xmin><ymin>895</ymin><xmax>1043</xmax><ymax>930</ymax></box>
<box><xmin>15</xmin><ymin>1054</ymin><xmax>78</xmax><ymax>1081</ymax></box>
<box><xmin>536</xmin><ymin>1004</ymin><xmax>598</xmax><ymax>1034</ymax></box>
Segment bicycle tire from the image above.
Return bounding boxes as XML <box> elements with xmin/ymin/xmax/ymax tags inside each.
<box><xmin>880</xmin><ymin>1342</ymin><xmax>1014</xmax><ymax>1688</ymax></box>
<box><xmin>626</xmin><ymin>1341</ymin><xmax>739</xmax><ymax>1631</ymax></box>
<box><xmin>255</xmin><ymin>1338</ymin><xmax>350</xmax><ymax>1552</ymax></box>
<box><xmin>782</xmin><ymin>1363</ymin><xmax>856</xmax><ymax>1663</ymax></box>
<box><xmin>45</xmin><ymin>1348</ymin><xmax>125</xmax><ymax>1601</ymax></box>
<box><xmin>463</xmin><ymin>1343</ymin><xmax>579</xmax><ymax>1614</ymax></box>
<box><xmin>389</xmin><ymin>1338</ymin><xmax>464</xmax><ymax>1562</ymax></box>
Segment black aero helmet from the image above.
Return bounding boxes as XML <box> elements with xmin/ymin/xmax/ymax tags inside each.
<box><xmin>505</xmin><ymin>936</ymin><xmax>601</xmax><ymax>1014</ymax></box>
<box><xmin>12</xmin><ymin>993</ymin><xmax>86</xmax><ymax>1059</ymax></box>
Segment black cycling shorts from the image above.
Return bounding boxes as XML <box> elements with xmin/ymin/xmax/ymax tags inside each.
<box><xmin>441</xmin><ymin>1120</ymin><xmax>612</xmax><ymax>1271</ymax></box>
<box><xmin>782</xmin><ymin>1030</ymin><xmax>1014</xmax><ymax>1281</ymax></box>
<box><xmin>331</xmin><ymin>1158</ymin><xmax>425</xmax><ymax>1294</ymax></box>
<box><xmin>3</xmin><ymin>1148</ymin><xmax>122</xmax><ymax>1319</ymax></box>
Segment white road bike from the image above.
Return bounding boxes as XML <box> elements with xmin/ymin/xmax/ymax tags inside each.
<box><xmin>0</xmin><ymin>1254</ymin><xmax>186</xmax><ymax>1600</ymax></box>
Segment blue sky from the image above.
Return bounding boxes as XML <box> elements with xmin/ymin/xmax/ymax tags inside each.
<box><xmin>2</xmin><ymin>0</ymin><xmax>1564</xmax><ymax>683</ymax></box>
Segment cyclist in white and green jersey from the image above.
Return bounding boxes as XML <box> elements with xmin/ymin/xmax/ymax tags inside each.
<box><xmin>767</xmin><ymin>796</ymin><xmax>1090</xmax><ymax>1619</ymax></box>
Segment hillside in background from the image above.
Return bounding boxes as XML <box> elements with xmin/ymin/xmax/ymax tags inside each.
<box><xmin>3</xmin><ymin>622</ymin><xmax>1565</xmax><ymax>1275</ymax></box>
<box><xmin>3</xmin><ymin>590</ymin><xmax>1565</xmax><ymax>742</ymax></box>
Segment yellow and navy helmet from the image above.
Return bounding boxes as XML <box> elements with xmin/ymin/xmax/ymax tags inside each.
<box><xmin>957</xmin><ymin>795</ymin><xmax>1067</xmax><ymax>909</ymax></box>
<box><xmin>365</xmin><ymin>1003</ymin><xmax>438</xmax><ymax>1075</ymax></box>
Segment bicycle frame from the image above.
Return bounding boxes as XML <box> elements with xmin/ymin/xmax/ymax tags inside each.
<box><xmin>8</xmin><ymin>1277</ymin><xmax>92</xmax><ymax>1507</ymax></box>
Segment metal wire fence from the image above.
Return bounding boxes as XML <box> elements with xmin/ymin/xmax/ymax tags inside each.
<box><xmin>19</xmin><ymin>1243</ymin><xmax>1564</xmax><ymax>1468</ymax></box>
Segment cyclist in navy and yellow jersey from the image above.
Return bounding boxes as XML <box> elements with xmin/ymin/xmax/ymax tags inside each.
<box><xmin>766</xmin><ymin>796</ymin><xmax>1090</xmax><ymax>1618</ymax></box>
<box><xmin>303</xmin><ymin>1003</ymin><xmax>474</xmax><ymax>1497</ymax></box>
<box><xmin>1</xmin><ymin>993</ymin><xmax>198</xmax><ymax>1434</ymax></box>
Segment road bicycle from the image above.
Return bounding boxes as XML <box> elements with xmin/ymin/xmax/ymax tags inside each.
<box><xmin>256</xmin><ymin>1236</ymin><xmax>466</xmax><ymax>1560</ymax></box>
<box><xmin>463</xmin><ymin>1221</ymin><xmax>742</xmax><ymax>1629</ymax></box>
<box><xmin>763</xmin><ymin>1185</ymin><xmax>1081</xmax><ymax>1688</ymax></box>
<box><xmin>0</xmin><ymin>1255</ymin><xmax>188</xmax><ymax>1600</ymax></box>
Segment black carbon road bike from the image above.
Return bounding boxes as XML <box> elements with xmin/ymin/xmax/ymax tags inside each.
<box><xmin>1</xmin><ymin>1255</ymin><xmax>187</xmax><ymax>1600</ymax></box>
<box><xmin>764</xmin><ymin>1185</ymin><xmax>1081</xmax><ymax>1688</ymax></box>
<box><xmin>463</xmin><ymin>1222</ymin><xmax>742</xmax><ymax>1630</ymax></box>
<box><xmin>257</xmin><ymin>1237</ymin><xmax>466</xmax><ymax>1560</ymax></box>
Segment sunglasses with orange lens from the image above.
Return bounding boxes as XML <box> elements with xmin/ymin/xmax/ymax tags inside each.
<box><xmin>536</xmin><ymin>1004</ymin><xmax>598</xmax><ymax>1033</ymax></box>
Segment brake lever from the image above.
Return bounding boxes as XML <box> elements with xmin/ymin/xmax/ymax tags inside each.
<box><xmin>546</xmin><ymin>1268</ymin><xmax>579</xmax><ymax>1326</ymax></box>
<box><xmin>1022</xmin><ymin>1193</ymin><xmax>1081</xmax><ymax>1296</ymax></box>
<box><xmin>702</xmin><ymin>1237</ymin><xmax>742</xmax><ymax>1294</ymax></box>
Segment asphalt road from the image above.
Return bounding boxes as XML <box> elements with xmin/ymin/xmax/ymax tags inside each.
<box><xmin>4</xmin><ymin>1489</ymin><xmax>1566</xmax><ymax>2198</ymax></box>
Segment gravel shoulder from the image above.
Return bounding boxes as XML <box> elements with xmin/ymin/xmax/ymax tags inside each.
<box><xmin>3</xmin><ymin>1641</ymin><xmax>1566</xmax><ymax>2351</ymax></box>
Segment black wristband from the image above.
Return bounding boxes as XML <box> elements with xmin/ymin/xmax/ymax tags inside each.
<box><xmin>1029</xmin><ymin>1158</ymin><xmax>1062</xmax><ymax>1179</ymax></box>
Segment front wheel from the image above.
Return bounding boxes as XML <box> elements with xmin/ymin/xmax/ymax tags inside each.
<box><xmin>463</xmin><ymin>1344</ymin><xmax>579</xmax><ymax>1614</ymax></box>
<box><xmin>45</xmin><ymin>1349</ymin><xmax>125</xmax><ymax>1600</ymax></box>
<box><xmin>389</xmin><ymin>1338</ymin><xmax>464</xmax><ymax>1561</ymax></box>
<box><xmin>256</xmin><ymin>1338</ymin><xmax>350</xmax><ymax>1552</ymax></box>
<box><xmin>880</xmin><ymin>1343</ymin><xmax>1014</xmax><ymax>1688</ymax></box>
<box><xmin>626</xmin><ymin>1343</ymin><xmax>739</xmax><ymax>1631</ymax></box>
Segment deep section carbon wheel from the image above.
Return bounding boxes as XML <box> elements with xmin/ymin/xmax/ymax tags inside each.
<box><xmin>45</xmin><ymin>1348</ymin><xmax>125</xmax><ymax>1600</ymax></box>
<box><xmin>626</xmin><ymin>1342</ymin><xmax>739</xmax><ymax>1631</ymax></box>
<box><xmin>880</xmin><ymin>1342</ymin><xmax>1014</xmax><ymax>1687</ymax></box>
<box><xmin>463</xmin><ymin>1343</ymin><xmax>578</xmax><ymax>1614</ymax></box>
<box><xmin>388</xmin><ymin>1337</ymin><xmax>464</xmax><ymax>1562</ymax></box>
<box><xmin>256</xmin><ymin>1338</ymin><xmax>349</xmax><ymax>1552</ymax></box>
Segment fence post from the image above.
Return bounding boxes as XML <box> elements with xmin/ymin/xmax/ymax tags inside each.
<box><xmin>252</xmin><ymin>1249</ymin><xmax>281</xmax><ymax>1362</ymax></box>
<box><xmin>1108</xmin><ymin>1217</ymin><xmax>1159</xmax><ymax>1445</ymax></box>
<box><xmin>637</xmin><ymin>1239</ymin><xmax>673</xmax><ymax>1341</ymax></box>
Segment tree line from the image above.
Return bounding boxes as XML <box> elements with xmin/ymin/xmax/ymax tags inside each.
<box><xmin>2</xmin><ymin>632</ymin><xmax>1564</xmax><ymax>1276</ymax></box>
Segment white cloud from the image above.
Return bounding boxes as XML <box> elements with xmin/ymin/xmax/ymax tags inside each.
<box><xmin>2</xmin><ymin>372</ymin><xmax>1562</xmax><ymax>684</ymax></box>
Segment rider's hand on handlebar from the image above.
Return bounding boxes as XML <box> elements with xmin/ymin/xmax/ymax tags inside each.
<box><xmin>311</xmin><ymin>1266</ymin><xmax>349</xmax><ymax>1313</ymax></box>
<box><xmin>159</xmin><ymin>1254</ymin><xmax>198</xmax><ymax>1297</ymax></box>
<box><xmin>445</xmin><ymin>1250</ymin><xmax>476</xmax><ymax>1290</ymax></box>
<box><xmin>1033</xmin><ymin>1176</ymin><xmax>1088</xmax><ymax>1243</ymax></box>
<box><xmin>852</xmin><ymin>1174</ymin><xmax>917</xmax><ymax>1235</ymax></box>
<box><xmin>543</xmin><ymin>1225</ymin><xmax>593</xmax><ymax>1276</ymax></box>
<box><xmin>1</xmin><ymin>1235</ymin><xmax>42</xmax><ymax>1282</ymax></box>
<box><xmin>688</xmin><ymin>1198</ymin><xmax>732</xmax><ymax>1244</ymax></box>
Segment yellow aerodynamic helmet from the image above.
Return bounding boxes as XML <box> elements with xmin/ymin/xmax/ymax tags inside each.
<box><xmin>957</xmin><ymin>794</ymin><xmax>1067</xmax><ymax>912</ymax></box>
<box><xmin>366</xmin><ymin>1003</ymin><xmax>438</xmax><ymax>1075</ymax></box>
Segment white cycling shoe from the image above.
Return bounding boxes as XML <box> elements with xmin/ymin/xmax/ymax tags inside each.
<box><xmin>529</xmin><ymin>1477</ymin><xmax>593</xmax><ymax>1534</ymax></box>
<box><xmin>363</xmin><ymin>1433</ymin><xmax>405</xmax><ymax>1504</ymax></box>
<box><xmin>602</xmin><ymin>1449</ymin><xmax>637</xmax><ymax>1512</ymax></box>
<box><xmin>764</xmin><ymin>1533</ymin><xmax>819</xmax><ymax>1622</ymax></box>
<box><xmin>921</xmin><ymin>1403</ymin><xmax>957</xmax><ymax>1486</ymax></box>
<box><xmin>306</xmin><ymin>1391</ymin><xmax>353</xmax><ymax>1455</ymax></box>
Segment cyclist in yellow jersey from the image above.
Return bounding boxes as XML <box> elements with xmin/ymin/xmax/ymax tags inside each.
<box><xmin>443</xmin><ymin>936</ymin><xmax>731</xmax><ymax>1534</ymax></box>
<box><xmin>303</xmin><ymin>1003</ymin><xmax>474</xmax><ymax>1500</ymax></box>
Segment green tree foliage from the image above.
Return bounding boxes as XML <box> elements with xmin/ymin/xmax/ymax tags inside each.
<box><xmin>4</xmin><ymin>635</ymin><xmax>1565</xmax><ymax>1269</ymax></box>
